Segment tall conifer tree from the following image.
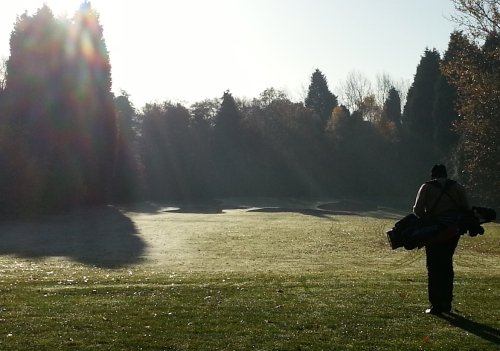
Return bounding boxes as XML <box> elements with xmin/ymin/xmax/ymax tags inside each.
<box><xmin>381</xmin><ymin>87</ymin><xmax>402</xmax><ymax>130</ymax></box>
<box><xmin>305</xmin><ymin>69</ymin><xmax>338</xmax><ymax>126</ymax></box>
<box><xmin>68</xmin><ymin>1</ymin><xmax>117</xmax><ymax>205</ymax></box>
<box><xmin>3</xmin><ymin>6</ymin><xmax>64</xmax><ymax>211</ymax></box>
<box><xmin>402</xmin><ymin>49</ymin><xmax>441</xmax><ymax>140</ymax></box>
<box><xmin>2</xmin><ymin>2</ymin><xmax>116</xmax><ymax>212</ymax></box>
<box><xmin>214</xmin><ymin>90</ymin><xmax>242</xmax><ymax>141</ymax></box>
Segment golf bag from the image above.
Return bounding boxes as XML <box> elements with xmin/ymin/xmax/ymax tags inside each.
<box><xmin>387</xmin><ymin>206</ymin><xmax>496</xmax><ymax>250</ymax></box>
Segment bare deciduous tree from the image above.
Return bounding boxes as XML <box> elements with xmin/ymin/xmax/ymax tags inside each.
<box><xmin>394</xmin><ymin>78</ymin><xmax>411</xmax><ymax>113</ymax></box>
<box><xmin>339</xmin><ymin>70</ymin><xmax>373</xmax><ymax>113</ymax></box>
<box><xmin>374</xmin><ymin>73</ymin><xmax>394</xmax><ymax>108</ymax></box>
<box><xmin>450</xmin><ymin>0</ymin><xmax>500</xmax><ymax>39</ymax></box>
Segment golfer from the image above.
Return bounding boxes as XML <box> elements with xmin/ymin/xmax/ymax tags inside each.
<box><xmin>413</xmin><ymin>164</ymin><xmax>469</xmax><ymax>314</ymax></box>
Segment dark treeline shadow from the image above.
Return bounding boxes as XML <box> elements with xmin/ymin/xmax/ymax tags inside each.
<box><xmin>123</xmin><ymin>198</ymin><xmax>408</xmax><ymax>219</ymax></box>
<box><xmin>121</xmin><ymin>200</ymin><xmax>228</xmax><ymax>215</ymax></box>
<box><xmin>0</xmin><ymin>206</ymin><xmax>146</xmax><ymax>268</ymax></box>
<box><xmin>439</xmin><ymin>312</ymin><xmax>500</xmax><ymax>346</ymax></box>
<box><xmin>249</xmin><ymin>200</ymin><xmax>408</xmax><ymax>219</ymax></box>
<box><xmin>248</xmin><ymin>207</ymin><xmax>334</xmax><ymax>218</ymax></box>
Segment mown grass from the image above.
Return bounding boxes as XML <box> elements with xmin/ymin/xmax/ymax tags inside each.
<box><xmin>0</xmin><ymin>203</ymin><xmax>499</xmax><ymax>350</ymax></box>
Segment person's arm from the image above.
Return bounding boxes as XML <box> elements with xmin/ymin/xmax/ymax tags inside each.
<box><xmin>413</xmin><ymin>184</ymin><xmax>427</xmax><ymax>218</ymax></box>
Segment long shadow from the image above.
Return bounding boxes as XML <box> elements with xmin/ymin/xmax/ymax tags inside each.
<box><xmin>124</xmin><ymin>201</ymin><xmax>329</xmax><ymax>217</ymax></box>
<box><xmin>248</xmin><ymin>207</ymin><xmax>335</xmax><ymax>218</ymax></box>
<box><xmin>121</xmin><ymin>200</ymin><xmax>228</xmax><ymax>215</ymax></box>
<box><xmin>120</xmin><ymin>199</ymin><xmax>409</xmax><ymax>219</ymax></box>
<box><xmin>0</xmin><ymin>206</ymin><xmax>146</xmax><ymax>268</ymax></box>
<box><xmin>318</xmin><ymin>200</ymin><xmax>408</xmax><ymax>220</ymax></box>
<box><xmin>439</xmin><ymin>312</ymin><xmax>500</xmax><ymax>345</ymax></box>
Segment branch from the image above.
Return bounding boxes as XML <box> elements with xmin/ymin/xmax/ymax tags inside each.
<box><xmin>450</xmin><ymin>0</ymin><xmax>500</xmax><ymax>39</ymax></box>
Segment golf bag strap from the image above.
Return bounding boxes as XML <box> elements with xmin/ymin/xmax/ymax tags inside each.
<box><xmin>426</xmin><ymin>179</ymin><xmax>454</xmax><ymax>216</ymax></box>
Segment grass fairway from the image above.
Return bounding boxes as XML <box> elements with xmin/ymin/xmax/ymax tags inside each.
<box><xmin>0</xmin><ymin>199</ymin><xmax>499</xmax><ymax>350</ymax></box>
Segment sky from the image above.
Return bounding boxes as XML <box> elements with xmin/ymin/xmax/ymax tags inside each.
<box><xmin>0</xmin><ymin>0</ymin><xmax>460</xmax><ymax>109</ymax></box>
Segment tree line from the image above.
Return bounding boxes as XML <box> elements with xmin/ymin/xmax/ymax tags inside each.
<box><xmin>0</xmin><ymin>1</ymin><xmax>498</xmax><ymax>215</ymax></box>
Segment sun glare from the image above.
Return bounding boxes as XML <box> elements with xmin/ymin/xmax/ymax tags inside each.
<box><xmin>38</xmin><ymin>0</ymin><xmax>84</xmax><ymax>17</ymax></box>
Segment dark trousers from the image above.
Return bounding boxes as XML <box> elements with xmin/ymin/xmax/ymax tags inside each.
<box><xmin>425</xmin><ymin>236</ymin><xmax>460</xmax><ymax>310</ymax></box>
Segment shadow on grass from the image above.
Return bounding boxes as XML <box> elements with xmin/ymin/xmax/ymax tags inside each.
<box><xmin>248</xmin><ymin>207</ymin><xmax>335</xmax><ymax>218</ymax></box>
<box><xmin>0</xmin><ymin>206</ymin><xmax>146</xmax><ymax>268</ymax></box>
<box><xmin>121</xmin><ymin>199</ymin><xmax>408</xmax><ymax>219</ymax></box>
<box><xmin>317</xmin><ymin>200</ymin><xmax>408</xmax><ymax>219</ymax></box>
<box><xmin>439</xmin><ymin>312</ymin><xmax>500</xmax><ymax>345</ymax></box>
<box><xmin>122</xmin><ymin>200</ymin><xmax>230</xmax><ymax>214</ymax></box>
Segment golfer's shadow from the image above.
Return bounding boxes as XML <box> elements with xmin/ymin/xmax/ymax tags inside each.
<box><xmin>439</xmin><ymin>312</ymin><xmax>500</xmax><ymax>345</ymax></box>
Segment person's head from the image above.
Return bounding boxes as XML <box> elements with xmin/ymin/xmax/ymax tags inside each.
<box><xmin>431</xmin><ymin>164</ymin><xmax>447</xmax><ymax>179</ymax></box>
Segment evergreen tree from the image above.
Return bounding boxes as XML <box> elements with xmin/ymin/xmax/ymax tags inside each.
<box><xmin>67</xmin><ymin>1</ymin><xmax>117</xmax><ymax>205</ymax></box>
<box><xmin>305</xmin><ymin>69</ymin><xmax>338</xmax><ymax>126</ymax></box>
<box><xmin>213</xmin><ymin>91</ymin><xmax>244</xmax><ymax>166</ymax></box>
<box><xmin>212</xmin><ymin>91</ymin><xmax>247</xmax><ymax>194</ymax></box>
<box><xmin>432</xmin><ymin>76</ymin><xmax>459</xmax><ymax>155</ymax></box>
<box><xmin>214</xmin><ymin>90</ymin><xmax>242</xmax><ymax>141</ymax></box>
<box><xmin>3</xmin><ymin>6</ymin><xmax>64</xmax><ymax>211</ymax></box>
<box><xmin>430</xmin><ymin>34</ymin><xmax>461</xmax><ymax>155</ymax></box>
<box><xmin>400</xmin><ymin>49</ymin><xmax>445</xmax><ymax>186</ymax></box>
<box><xmin>113</xmin><ymin>92</ymin><xmax>144</xmax><ymax>202</ymax></box>
<box><xmin>189</xmin><ymin>99</ymin><xmax>219</xmax><ymax>196</ymax></box>
<box><xmin>141</xmin><ymin>102</ymin><xmax>193</xmax><ymax>200</ymax></box>
<box><xmin>2</xmin><ymin>2</ymin><xmax>116</xmax><ymax>213</ymax></box>
<box><xmin>377</xmin><ymin>87</ymin><xmax>402</xmax><ymax>142</ymax></box>
<box><xmin>402</xmin><ymin>49</ymin><xmax>441</xmax><ymax>140</ymax></box>
<box><xmin>381</xmin><ymin>87</ymin><xmax>402</xmax><ymax>130</ymax></box>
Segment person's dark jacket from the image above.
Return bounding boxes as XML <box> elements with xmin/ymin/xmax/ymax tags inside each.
<box><xmin>413</xmin><ymin>178</ymin><xmax>469</xmax><ymax>218</ymax></box>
